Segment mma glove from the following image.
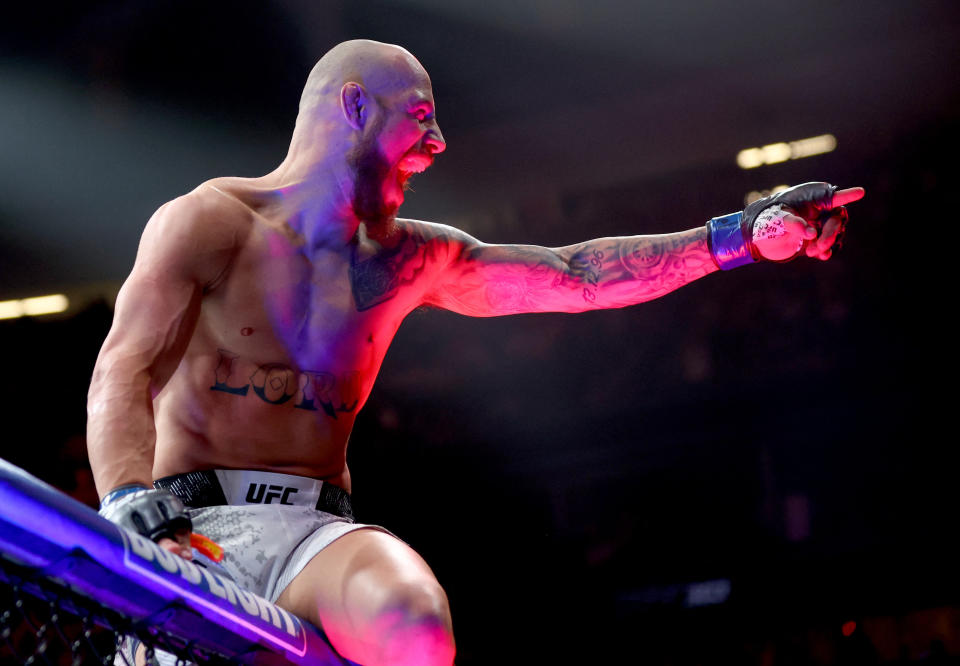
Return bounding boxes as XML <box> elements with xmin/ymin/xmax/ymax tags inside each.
<box><xmin>706</xmin><ymin>181</ymin><xmax>838</xmax><ymax>270</ymax></box>
<box><xmin>99</xmin><ymin>484</ymin><xmax>192</xmax><ymax>543</ymax></box>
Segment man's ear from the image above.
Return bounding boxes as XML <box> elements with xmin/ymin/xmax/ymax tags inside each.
<box><xmin>340</xmin><ymin>82</ymin><xmax>368</xmax><ymax>130</ymax></box>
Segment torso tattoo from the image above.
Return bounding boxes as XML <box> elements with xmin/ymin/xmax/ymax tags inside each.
<box><xmin>349</xmin><ymin>232</ymin><xmax>432</xmax><ymax>311</ymax></box>
<box><xmin>210</xmin><ymin>348</ymin><xmax>361</xmax><ymax>419</ymax></box>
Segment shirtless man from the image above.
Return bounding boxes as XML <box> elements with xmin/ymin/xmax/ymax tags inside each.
<box><xmin>87</xmin><ymin>39</ymin><xmax>863</xmax><ymax>666</ymax></box>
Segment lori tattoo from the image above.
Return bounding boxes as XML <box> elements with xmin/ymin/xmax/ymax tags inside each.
<box><xmin>210</xmin><ymin>348</ymin><xmax>360</xmax><ymax>419</ymax></box>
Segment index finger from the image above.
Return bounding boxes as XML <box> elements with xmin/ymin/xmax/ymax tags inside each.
<box><xmin>833</xmin><ymin>187</ymin><xmax>865</xmax><ymax>207</ymax></box>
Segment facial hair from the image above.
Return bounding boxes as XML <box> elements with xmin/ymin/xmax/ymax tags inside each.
<box><xmin>347</xmin><ymin>122</ymin><xmax>399</xmax><ymax>232</ymax></box>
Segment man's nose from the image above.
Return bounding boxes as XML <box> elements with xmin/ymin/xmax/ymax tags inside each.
<box><xmin>423</xmin><ymin>124</ymin><xmax>446</xmax><ymax>155</ymax></box>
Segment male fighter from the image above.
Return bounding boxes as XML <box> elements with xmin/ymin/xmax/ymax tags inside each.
<box><xmin>87</xmin><ymin>39</ymin><xmax>863</xmax><ymax>666</ymax></box>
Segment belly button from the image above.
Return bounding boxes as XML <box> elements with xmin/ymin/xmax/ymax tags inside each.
<box><xmin>241</xmin><ymin>327</ymin><xmax>254</xmax><ymax>336</ymax></box>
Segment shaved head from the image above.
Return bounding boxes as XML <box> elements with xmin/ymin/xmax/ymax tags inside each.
<box><xmin>298</xmin><ymin>39</ymin><xmax>428</xmax><ymax>116</ymax></box>
<box><xmin>283</xmin><ymin>40</ymin><xmax>445</xmax><ymax>233</ymax></box>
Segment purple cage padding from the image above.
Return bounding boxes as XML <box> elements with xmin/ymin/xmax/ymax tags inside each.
<box><xmin>0</xmin><ymin>458</ymin><xmax>354</xmax><ymax>665</ymax></box>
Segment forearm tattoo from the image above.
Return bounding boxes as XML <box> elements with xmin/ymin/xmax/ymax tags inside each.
<box><xmin>562</xmin><ymin>228</ymin><xmax>717</xmax><ymax>309</ymax></box>
<box><xmin>349</xmin><ymin>220</ymin><xmax>717</xmax><ymax>316</ymax></box>
<box><xmin>568</xmin><ymin>249</ymin><xmax>605</xmax><ymax>304</ymax></box>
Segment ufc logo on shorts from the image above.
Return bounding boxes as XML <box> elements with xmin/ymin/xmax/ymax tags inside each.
<box><xmin>245</xmin><ymin>483</ymin><xmax>298</xmax><ymax>505</ymax></box>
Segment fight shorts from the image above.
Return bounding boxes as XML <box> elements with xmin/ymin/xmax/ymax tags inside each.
<box><xmin>153</xmin><ymin>469</ymin><xmax>391</xmax><ymax>603</ymax></box>
<box><xmin>115</xmin><ymin>470</ymin><xmax>389</xmax><ymax>665</ymax></box>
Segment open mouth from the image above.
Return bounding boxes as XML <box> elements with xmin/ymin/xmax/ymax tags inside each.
<box><xmin>397</xmin><ymin>152</ymin><xmax>433</xmax><ymax>174</ymax></box>
<box><xmin>397</xmin><ymin>169</ymin><xmax>414</xmax><ymax>190</ymax></box>
<box><xmin>395</xmin><ymin>153</ymin><xmax>433</xmax><ymax>192</ymax></box>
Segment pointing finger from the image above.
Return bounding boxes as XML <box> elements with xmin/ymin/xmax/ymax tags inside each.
<box><xmin>832</xmin><ymin>187</ymin><xmax>864</xmax><ymax>207</ymax></box>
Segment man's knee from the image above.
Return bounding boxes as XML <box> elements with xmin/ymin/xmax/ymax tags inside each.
<box><xmin>373</xmin><ymin>579</ymin><xmax>455</xmax><ymax>662</ymax></box>
<box><xmin>279</xmin><ymin>529</ymin><xmax>455</xmax><ymax>664</ymax></box>
<box><xmin>377</xmin><ymin>578</ymin><xmax>453</xmax><ymax>635</ymax></box>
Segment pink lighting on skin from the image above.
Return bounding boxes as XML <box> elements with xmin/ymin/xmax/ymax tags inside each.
<box><xmin>397</xmin><ymin>151</ymin><xmax>434</xmax><ymax>174</ymax></box>
<box><xmin>324</xmin><ymin>607</ymin><xmax>455</xmax><ymax>666</ymax></box>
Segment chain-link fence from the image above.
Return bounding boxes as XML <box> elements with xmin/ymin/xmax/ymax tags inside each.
<box><xmin>1</xmin><ymin>459</ymin><xmax>353</xmax><ymax>666</ymax></box>
<box><xmin>1</xmin><ymin>555</ymin><xmax>234</xmax><ymax>666</ymax></box>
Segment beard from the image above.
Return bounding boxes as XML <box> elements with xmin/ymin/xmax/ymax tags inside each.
<box><xmin>347</xmin><ymin>124</ymin><xmax>401</xmax><ymax>232</ymax></box>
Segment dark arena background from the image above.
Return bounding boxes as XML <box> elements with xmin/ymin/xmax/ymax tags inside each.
<box><xmin>1</xmin><ymin>1</ymin><xmax>957</xmax><ymax>664</ymax></box>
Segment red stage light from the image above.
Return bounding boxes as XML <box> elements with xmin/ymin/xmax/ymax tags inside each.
<box><xmin>842</xmin><ymin>621</ymin><xmax>857</xmax><ymax>637</ymax></box>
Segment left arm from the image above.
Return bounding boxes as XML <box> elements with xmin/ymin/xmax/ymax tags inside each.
<box><xmin>420</xmin><ymin>182</ymin><xmax>863</xmax><ymax>317</ymax></box>
<box><xmin>423</xmin><ymin>225</ymin><xmax>718</xmax><ymax>316</ymax></box>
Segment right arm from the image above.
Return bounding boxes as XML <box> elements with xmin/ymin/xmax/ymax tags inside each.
<box><xmin>419</xmin><ymin>224</ymin><xmax>719</xmax><ymax>316</ymax></box>
<box><xmin>87</xmin><ymin>187</ymin><xmax>239</xmax><ymax>498</ymax></box>
<box><xmin>419</xmin><ymin>184</ymin><xmax>863</xmax><ymax>316</ymax></box>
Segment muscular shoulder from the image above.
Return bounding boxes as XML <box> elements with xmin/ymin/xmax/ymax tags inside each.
<box><xmin>151</xmin><ymin>180</ymin><xmax>254</xmax><ymax>247</ymax></box>
<box><xmin>347</xmin><ymin>218</ymin><xmax>476</xmax><ymax>312</ymax></box>
<box><xmin>136</xmin><ymin>181</ymin><xmax>252</xmax><ymax>290</ymax></box>
<box><xmin>392</xmin><ymin>217</ymin><xmax>477</xmax><ymax>262</ymax></box>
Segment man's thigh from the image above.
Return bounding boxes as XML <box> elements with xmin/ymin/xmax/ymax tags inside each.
<box><xmin>274</xmin><ymin>528</ymin><xmax>452</xmax><ymax>658</ymax></box>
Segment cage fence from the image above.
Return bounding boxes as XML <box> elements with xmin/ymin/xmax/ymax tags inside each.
<box><xmin>1</xmin><ymin>554</ymin><xmax>234</xmax><ymax>666</ymax></box>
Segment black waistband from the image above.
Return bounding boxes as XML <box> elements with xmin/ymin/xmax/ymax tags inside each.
<box><xmin>154</xmin><ymin>470</ymin><xmax>354</xmax><ymax>521</ymax></box>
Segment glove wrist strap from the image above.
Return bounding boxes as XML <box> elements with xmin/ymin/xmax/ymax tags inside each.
<box><xmin>100</xmin><ymin>483</ymin><xmax>150</xmax><ymax>509</ymax></box>
<box><xmin>99</xmin><ymin>487</ymin><xmax>192</xmax><ymax>543</ymax></box>
<box><xmin>707</xmin><ymin>211</ymin><xmax>755</xmax><ymax>270</ymax></box>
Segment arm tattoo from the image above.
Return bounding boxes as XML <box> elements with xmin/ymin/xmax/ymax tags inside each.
<box><xmin>568</xmin><ymin>248</ymin><xmax>605</xmax><ymax>304</ymax></box>
<box><xmin>427</xmin><ymin>243</ymin><xmax>568</xmax><ymax>316</ymax></box>
<box><xmin>349</xmin><ymin>222</ymin><xmax>453</xmax><ymax>311</ymax></box>
<box><xmin>562</xmin><ymin>228</ymin><xmax>717</xmax><ymax>309</ymax></box>
<box><xmin>350</xmin><ymin>238</ymin><xmax>426</xmax><ymax>311</ymax></box>
<box><xmin>472</xmin><ymin>246</ymin><xmax>565</xmax><ymax>313</ymax></box>
<box><xmin>392</xmin><ymin>221</ymin><xmax>718</xmax><ymax>316</ymax></box>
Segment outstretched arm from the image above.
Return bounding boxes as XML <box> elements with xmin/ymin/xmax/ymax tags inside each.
<box><xmin>424</xmin><ymin>226</ymin><xmax>718</xmax><ymax>316</ymax></box>
<box><xmin>422</xmin><ymin>183</ymin><xmax>864</xmax><ymax>317</ymax></box>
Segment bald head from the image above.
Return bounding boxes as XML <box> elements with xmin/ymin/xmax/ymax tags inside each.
<box><xmin>282</xmin><ymin>40</ymin><xmax>445</xmax><ymax>228</ymax></box>
<box><xmin>298</xmin><ymin>40</ymin><xmax>428</xmax><ymax>116</ymax></box>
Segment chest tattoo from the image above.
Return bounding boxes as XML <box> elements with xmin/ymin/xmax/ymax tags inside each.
<box><xmin>349</xmin><ymin>235</ymin><xmax>428</xmax><ymax>311</ymax></box>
